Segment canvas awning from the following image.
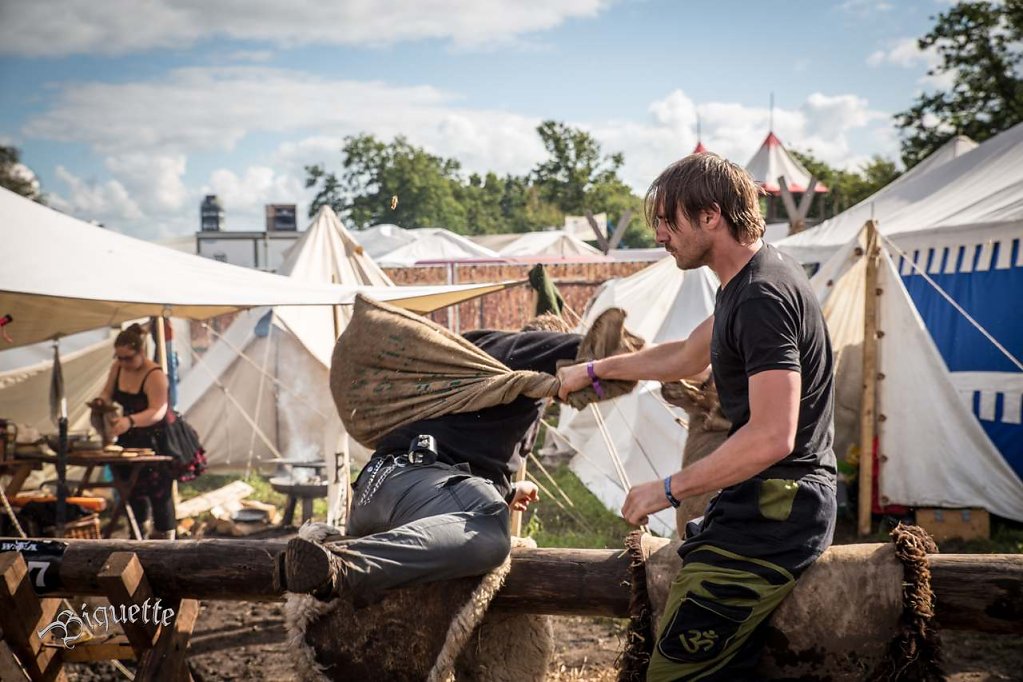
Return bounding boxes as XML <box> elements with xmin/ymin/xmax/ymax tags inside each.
<box><xmin>0</xmin><ymin>187</ymin><xmax>516</xmax><ymax>348</ymax></box>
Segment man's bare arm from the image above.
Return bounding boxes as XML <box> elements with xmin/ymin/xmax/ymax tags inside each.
<box><xmin>621</xmin><ymin>369</ymin><xmax>800</xmax><ymax>525</ymax></box>
<box><xmin>557</xmin><ymin>315</ymin><xmax>713</xmax><ymax>401</ymax></box>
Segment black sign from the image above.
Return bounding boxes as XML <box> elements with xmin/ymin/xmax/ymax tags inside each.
<box><xmin>0</xmin><ymin>539</ymin><xmax>67</xmax><ymax>593</ymax></box>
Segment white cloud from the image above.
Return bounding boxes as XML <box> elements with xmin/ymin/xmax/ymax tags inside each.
<box><xmin>50</xmin><ymin>166</ymin><xmax>144</xmax><ymax>225</ymax></box>
<box><xmin>866</xmin><ymin>37</ymin><xmax>958</xmax><ymax>89</ymax></box>
<box><xmin>838</xmin><ymin>0</ymin><xmax>894</xmax><ymax>14</ymax></box>
<box><xmin>0</xmin><ymin>0</ymin><xmax>613</xmax><ymax>57</ymax></box>
<box><xmin>24</xmin><ymin>67</ymin><xmax>899</xmax><ymax>237</ymax></box>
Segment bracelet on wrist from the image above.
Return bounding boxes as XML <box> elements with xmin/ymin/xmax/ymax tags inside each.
<box><xmin>664</xmin><ymin>476</ymin><xmax>681</xmax><ymax>508</ymax></box>
<box><xmin>127</xmin><ymin>415</ymin><xmax>135</xmax><ymax>429</ymax></box>
<box><xmin>585</xmin><ymin>361</ymin><xmax>606</xmax><ymax>399</ymax></box>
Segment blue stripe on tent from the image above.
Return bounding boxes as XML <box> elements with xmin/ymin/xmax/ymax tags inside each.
<box><xmin>903</xmin><ymin>265</ymin><xmax>1023</xmax><ymax>479</ymax></box>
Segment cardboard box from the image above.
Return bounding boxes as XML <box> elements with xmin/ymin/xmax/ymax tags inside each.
<box><xmin>915</xmin><ymin>508</ymin><xmax>990</xmax><ymax>542</ymax></box>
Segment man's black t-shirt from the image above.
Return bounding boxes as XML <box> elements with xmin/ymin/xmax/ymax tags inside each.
<box><xmin>373</xmin><ymin>330</ymin><xmax>582</xmax><ymax>497</ymax></box>
<box><xmin>711</xmin><ymin>243</ymin><xmax>836</xmax><ymax>478</ymax></box>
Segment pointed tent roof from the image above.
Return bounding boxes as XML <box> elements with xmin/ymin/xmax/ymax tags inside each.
<box><xmin>692</xmin><ymin>141</ymin><xmax>708</xmax><ymax>154</ymax></box>
<box><xmin>745</xmin><ymin>131</ymin><xmax>829</xmax><ymax>195</ymax></box>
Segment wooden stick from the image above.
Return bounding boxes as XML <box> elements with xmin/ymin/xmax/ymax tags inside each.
<box><xmin>0</xmin><ymin>552</ymin><xmax>64</xmax><ymax>680</ymax></box>
<box><xmin>96</xmin><ymin>552</ymin><xmax>159</xmax><ymax>658</ymax></box>
<box><xmin>858</xmin><ymin>221</ymin><xmax>880</xmax><ymax>536</ymax></box>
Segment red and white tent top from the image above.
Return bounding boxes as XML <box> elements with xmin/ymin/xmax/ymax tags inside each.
<box><xmin>745</xmin><ymin>131</ymin><xmax>829</xmax><ymax>195</ymax></box>
<box><xmin>692</xmin><ymin>141</ymin><xmax>708</xmax><ymax>154</ymax></box>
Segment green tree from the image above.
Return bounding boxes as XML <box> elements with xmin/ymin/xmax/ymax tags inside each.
<box><xmin>1</xmin><ymin>146</ymin><xmax>42</xmax><ymax>202</ymax></box>
<box><xmin>306</xmin><ymin>134</ymin><xmax>468</xmax><ymax>230</ymax></box>
<box><xmin>791</xmin><ymin>151</ymin><xmax>901</xmax><ymax>219</ymax></box>
<box><xmin>896</xmin><ymin>0</ymin><xmax>1023</xmax><ymax>168</ymax></box>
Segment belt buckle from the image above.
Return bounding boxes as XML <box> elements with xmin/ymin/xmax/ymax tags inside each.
<box><xmin>394</xmin><ymin>454</ymin><xmax>410</xmax><ymax>468</ymax></box>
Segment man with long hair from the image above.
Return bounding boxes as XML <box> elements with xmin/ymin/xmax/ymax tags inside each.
<box><xmin>559</xmin><ymin>153</ymin><xmax>837</xmax><ymax>680</ymax></box>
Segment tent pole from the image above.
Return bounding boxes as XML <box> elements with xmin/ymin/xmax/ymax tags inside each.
<box><xmin>858</xmin><ymin>220</ymin><xmax>880</xmax><ymax>537</ymax></box>
<box><xmin>331</xmin><ymin>276</ymin><xmax>351</xmax><ymax>529</ymax></box>
<box><xmin>156</xmin><ymin>313</ymin><xmax>169</xmax><ymax>374</ymax></box>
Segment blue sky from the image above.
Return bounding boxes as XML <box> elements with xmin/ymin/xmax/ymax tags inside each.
<box><xmin>0</xmin><ymin>0</ymin><xmax>951</xmax><ymax>239</ymax></box>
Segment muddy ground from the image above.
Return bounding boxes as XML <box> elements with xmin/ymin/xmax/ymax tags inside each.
<box><xmin>63</xmin><ymin>598</ymin><xmax>1022</xmax><ymax>681</ymax></box>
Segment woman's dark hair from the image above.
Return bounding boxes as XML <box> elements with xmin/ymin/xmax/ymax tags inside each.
<box><xmin>114</xmin><ymin>323</ymin><xmax>145</xmax><ymax>353</ymax></box>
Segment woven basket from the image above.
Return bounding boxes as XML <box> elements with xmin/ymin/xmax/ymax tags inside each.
<box><xmin>63</xmin><ymin>513</ymin><xmax>101</xmax><ymax>540</ymax></box>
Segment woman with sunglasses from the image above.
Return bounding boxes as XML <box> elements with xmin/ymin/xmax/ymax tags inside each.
<box><xmin>93</xmin><ymin>323</ymin><xmax>177</xmax><ymax>539</ymax></box>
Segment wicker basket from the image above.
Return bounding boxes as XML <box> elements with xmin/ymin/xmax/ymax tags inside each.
<box><xmin>63</xmin><ymin>513</ymin><xmax>101</xmax><ymax>540</ymax></box>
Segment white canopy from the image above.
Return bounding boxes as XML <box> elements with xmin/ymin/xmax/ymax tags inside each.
<box><xmin>357</xmin><ymin>224</ymin><xmax>499</xmax><ymax>266</ymax></box>
<box><xmin>497</xmin><ymin>230</ymin><xmax>603</xmax><ymax>258</ymax></box>
<box><xmin>0</xmin><ymin>188</ymin><xmax>509</xmax><ymax>348</ymax></box>
<box><xmin>775</xmin><ymin>130</ymin><xmax>1022</xmax><ymax>266</ymax></box>
<box><xmin>745</xmin><ymin>131</ymin><xmax>829</xmax><ymax>195</ymax></box>
<box><xmin>558</xmin><ymin>258</ymin><xmax>718</xmax><ymax>536</ymax></box>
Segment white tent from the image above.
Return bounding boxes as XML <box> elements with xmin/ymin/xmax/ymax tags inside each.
<box><xmin>778</xmin><ymin>125</ymin><xmax>1022</xmax><ymax>486</ymax></box>
<box><xmin>746</xmin><ymin>131</ymin><xmax>830</xmax><ymax>195</ymax></box>
<box><xmin>496</xmin><ymin>230</ymin><xmax>604</xmax><ymax>258</ymax></box>
<box><xmin>357</xmin><ymin>224</ymin><xmax>499</xmax><ymax>266</ymax></box>
<box><xmin>556</xmin><ymin>258</ymin><xmax>718</xmax><ymax>536</ymax></box>
<box><xmin>177</xmin><ymin>206</ymin><xmax>389</xmax><ymax>471</ymax></box>
<box><xmin>777</xmin><ymin>134</ymin><xmax>980</xmax><ymax>265</ymax></box>
<box><xmin>813</xmin><ymin>227</ymin><xmax>1023</xmax><ymax>521</ymax></box>
<box><xmin>0</xmin><ymin>188</ymin><xmax>513</xmax><ymax>349</ymax></box>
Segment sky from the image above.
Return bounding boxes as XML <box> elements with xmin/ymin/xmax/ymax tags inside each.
<box><xmin>0</xmin><ymin>0</ymin><xmax>955</xmax><ymax>240</ymax></box>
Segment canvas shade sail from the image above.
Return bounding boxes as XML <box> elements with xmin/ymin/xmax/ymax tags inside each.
<box><xmin>0</xmin><ymin>186</ymin><xmax>516</xmax><ymax>348</ymax></box>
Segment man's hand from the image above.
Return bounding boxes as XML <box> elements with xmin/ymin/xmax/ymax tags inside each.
<box><xmin>556</xmin><ymin>363</ymin><xmax>591</xmax><ymax>402</ymax></box>
<box><xmin>621</xmin><ymin>479</ymin><xmax>671</xmax><ymax>526</ymax></box>
<box><xmin>509</xmin><ymin>481</ymin><xmax>539</xmax><ymax>512</ymax></box>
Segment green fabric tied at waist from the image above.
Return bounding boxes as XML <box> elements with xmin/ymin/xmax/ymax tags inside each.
<box><xmin>758</xmin><ymin>479</ymin><xmax>799</xmax><ymax>522</ymax></box>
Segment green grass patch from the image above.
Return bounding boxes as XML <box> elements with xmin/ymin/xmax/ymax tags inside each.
<box><xmin>522</xmin><ymin>463</ymin><xmax>634</xmax><ymax>549</ymax></box>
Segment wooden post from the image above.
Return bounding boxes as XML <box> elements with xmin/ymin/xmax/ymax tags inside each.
<box><xmin>584</xmin><ymin>210</ymin><xmax>610</xmax><ymax>253</ymax></box>
<box><xmin>0</xmin><ymin>552</ymin><xmax>65</xmax><ymax>681</ymax></box>
<box><xmin>330</xmin><ymin>275</ymin><xmax>351</xmax><ymax>530</ymax></box>
<box><xmin>96</xmin><ymin>552</ymin><xmax>159</xmax><ymax>658</ymax></box>
<box><xmin>858</xmin><ymin>220</ymin><xmax>881</xmax><ymax>536</ymax></box>
<box><xmin>509</xmin><ymin>464</ymin><xmax>527</xmax><ymax>537</ymax></box>
<box><xmin>607</xmin><ymin>209</ymin><xmax>634</xmax><ymax>251</ymax></box>
<box><xmin>155</xmin><ymin>315</ymin><xmax>169</xmax><ymax>375</ymax></box>
<box><xmin>135</xmin><ymin>597</ymin><xmax>199</xmax><ymax>681</ymax></box>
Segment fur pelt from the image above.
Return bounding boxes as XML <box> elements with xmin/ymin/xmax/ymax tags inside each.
<box><xmin>284</xmin><ymin>524</ymin><xmax>552</xmax><ymax>681</ymax></box>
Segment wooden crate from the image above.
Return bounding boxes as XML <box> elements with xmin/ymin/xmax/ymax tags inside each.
<box><xmin>915</xmin><ymin>508</ymin><xmax>989</xmax><ymax>542</ymax></box>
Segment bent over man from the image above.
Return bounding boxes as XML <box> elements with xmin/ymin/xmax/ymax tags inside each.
<box><xmin>286</xmin><ymin>323</ymin><xmax>580</xmax><ymax>603</ymax></box>
<box><xmin>559</xmin><ymin>153</ymin><xmax>837</xmax><ymax>681</ymax></box>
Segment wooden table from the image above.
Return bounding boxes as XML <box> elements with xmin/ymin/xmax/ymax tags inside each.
<box><xmin>0</xmin><ymin>458</ymin><xmax>42</xmax><ymax>498</ymax></box>
<box><xmin>13</xmin><ymin>451</ymin><xmax>174</xmax><ymax>539</ymax></box>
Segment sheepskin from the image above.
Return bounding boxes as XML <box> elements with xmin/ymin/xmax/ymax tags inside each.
<box><xmin>285</xmin><ymin>525</ymin><xmax>552</xmax><ymax>681</ymax></box>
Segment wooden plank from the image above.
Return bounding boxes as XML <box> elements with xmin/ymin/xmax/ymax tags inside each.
<box><xmin>96</xmin><ymin>552</ymin><xmax>159</xmax><ymax>658</ymax></box>
<box><xmin>58</xmin><ymin>637</ymin><xmax>135</xmax><ymax>663</ymax></box>
<box><xmin>0</xmin><ymin>552</ymin><xmax>64</xmax><ymax>680</ymax></box>
<box><xmin>858</xmin><ymin>221</ymin><xmax>880</xmax><ymax>536</ymax></box>
<box><xmin>137</xmin><ymin>597</ymin><xmax>200</xmax><ymax>681</ymax></box>
<box><xmin>607</xmin><ymin>209</ymin><xmax>634</xmax><ymax>251</ymax></box>
<box><xmin>175</xmin><ymin>480</ymin><xmax>254</xmax><ymax>520</ymax></box>
<box><xmin>0</xmin><ymin>641</ymin><xmax>31</xmax><ymax>682</ymax></box>
<box><xmin>584</xmin><ymin>210</ymin><xmax>610</xmax><ymax>253</ymax></box>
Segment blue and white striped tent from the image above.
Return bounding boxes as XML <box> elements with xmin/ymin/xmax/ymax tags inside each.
<box><xmin>780</xmin><ymin>125</ymin><xmax>1023</xmax><ymax>505</ymax></box>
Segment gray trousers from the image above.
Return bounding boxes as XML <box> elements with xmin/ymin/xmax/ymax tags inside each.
<box><xmin>326</xmin><ymin>460</ymin><xmax>511</xmax><ymax>599</ymax></box>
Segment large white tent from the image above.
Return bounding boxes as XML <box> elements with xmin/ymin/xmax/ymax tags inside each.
<box><xmin>778</xmin><ymin>125</ymin><xmax>1023</xmax><ymax>487</ymax></box>
<box><xmin>813</xmin><ymin>227</ymin><xmax>1023</xmax><ymax>521</ymax></box>
<box><xmin>777</xmin><ymin>134</ymin><xmax>980</xmax><ymax>265</ymax></box>
<box><xmin>556</xmin><ymin>258</ymin><xmax>718</xmax><ymax>536</ymax></box>
<box><xmin>497</xmin><ymin>230</ymin><xmax>604</xmax><ymax>258</ymax></box>
<box><xmin>177</xmin><ymin>206</ymin><xmax>391</xmax><ymax>471</ymax></box>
